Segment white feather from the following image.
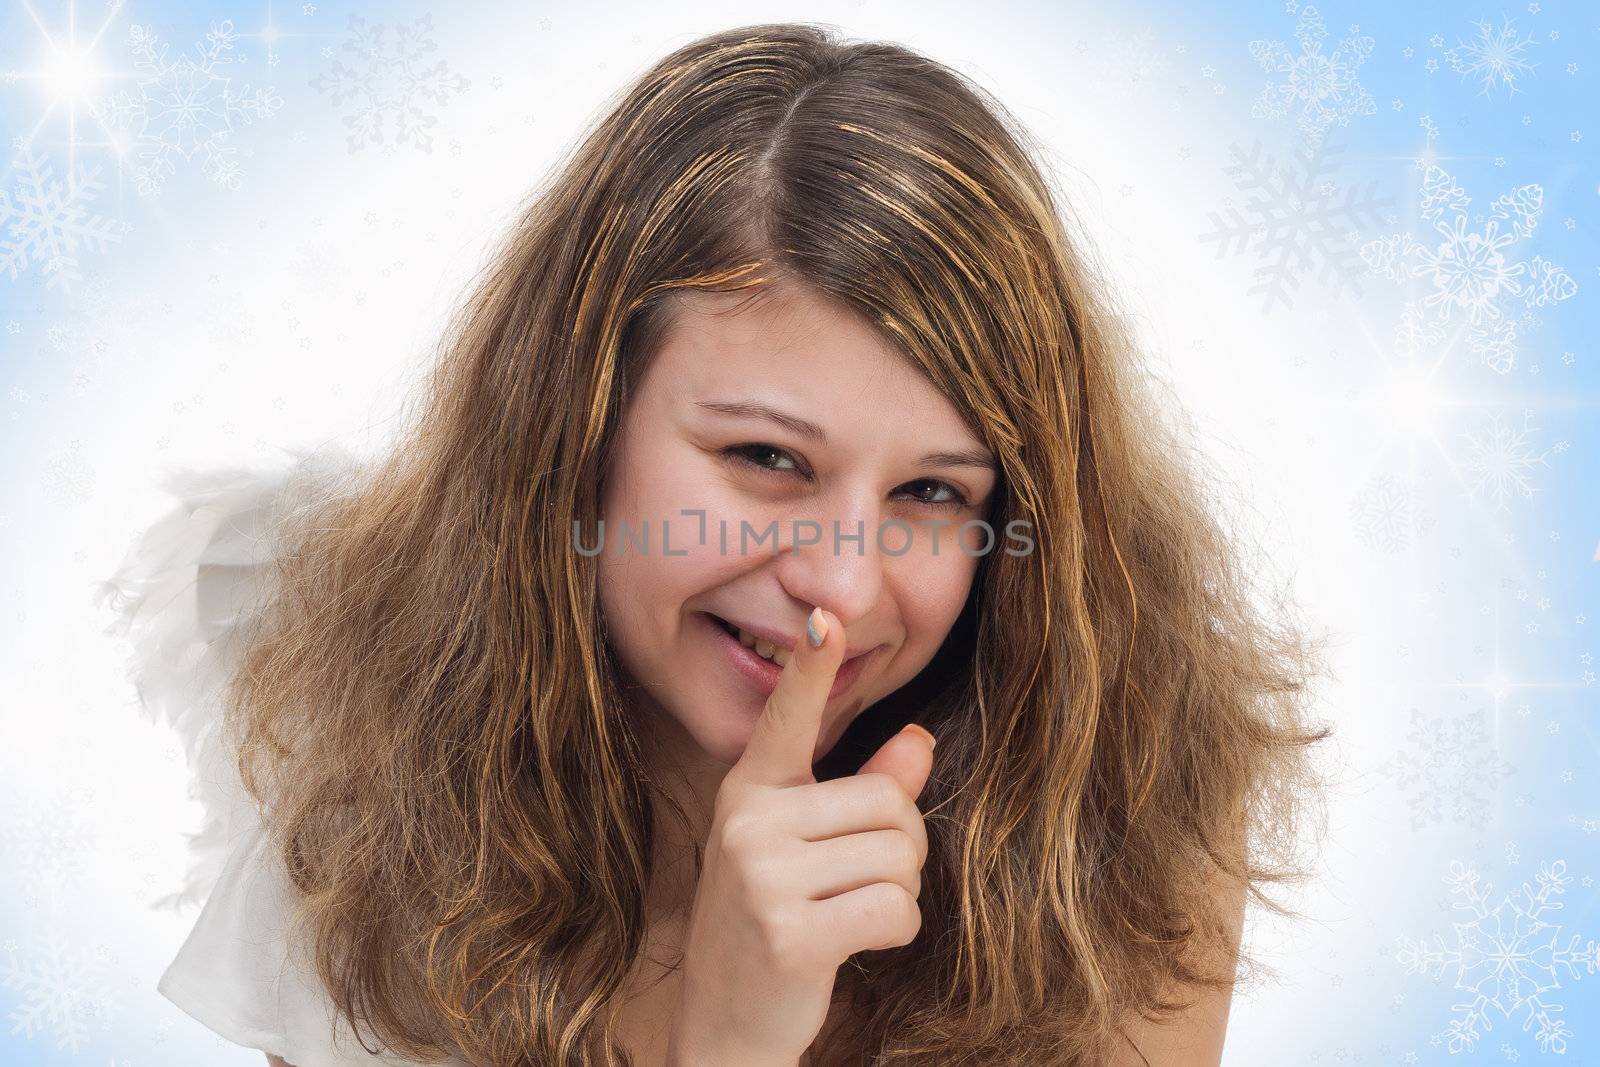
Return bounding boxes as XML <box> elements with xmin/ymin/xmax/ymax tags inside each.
<box><xmin>92</xmin><ymin>442</ymin><xmax>365</xmax><ymax>910</ymax></box>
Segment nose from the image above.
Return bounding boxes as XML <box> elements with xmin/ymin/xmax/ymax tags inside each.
<box><xmin>771</xmin><ymin>491</ymin><xmax>887</xmax><ymax>630</ymax></box>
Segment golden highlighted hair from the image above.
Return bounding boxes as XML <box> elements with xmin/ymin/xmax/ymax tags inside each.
<box><xmin>227</xmin><ymin>21</ymin><xmax>1333</xmax><ymax>1065</ymax></box>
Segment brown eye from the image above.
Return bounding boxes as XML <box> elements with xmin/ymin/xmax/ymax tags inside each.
<box><xmin>721</xmin><ymin>446</ymin><xmax>972</xmax><ymax>512</ymax></box>
<box><xmin>903</xmin><ymin>479</ymin><xmax>968</xmax><ymax>509</ymax></box>
<box><xmin>722</xmin><ymin>443</ymin><xmax>803</xmax><ymax>475</ymax></box>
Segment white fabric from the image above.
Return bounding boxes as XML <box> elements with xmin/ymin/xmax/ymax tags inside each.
<box><xmin>95</xmin><ymin>444</ymin><xmax>469</xmax><ymax>1067</ymax></box>
<box><xmin>156</xmin><ymin>811</ymin><xmax>453</xmax><ymax>1067</ymax></box>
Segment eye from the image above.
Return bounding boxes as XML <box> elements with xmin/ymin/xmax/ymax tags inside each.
<box><xmin>901</xmin><ymin>479</ymin><xmax>969</xmax><ymax>509</ymax></box>
<box><xmin>719</xmin><ymin>444</ymin><xmax>973</xmax><ymax>512</ymax></box>
<box><xmin>722</xmin><ymin>443</ymin><xmax>802</xmax><ymax>475</ymax></box>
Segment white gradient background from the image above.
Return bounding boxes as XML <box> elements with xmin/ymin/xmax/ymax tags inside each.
<box><xmin>3</xmin><ymin>0</ymin><xmax>1597</xmax><ymax>1063</ymax></box>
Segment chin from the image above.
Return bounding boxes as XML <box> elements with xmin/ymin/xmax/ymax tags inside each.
<box><xmin>657</xmin><ymin>660</ymin><xmax>878</xmax><ymax>771</ymax></box>
<box><xmin>668</xmin><ymin>708</ymin><xmax>800</xmax><ymax>770</ymax></box>
<box><xmin>696</xmin><ymin>727</ymin><xmax>751</xmax><ymax>769</ymax></box>
<box><xmin>654</xmin><ymin>703</ymin><xmax>751</xmax><ymax>769</ymax></box>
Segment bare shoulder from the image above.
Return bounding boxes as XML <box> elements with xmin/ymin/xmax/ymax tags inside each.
<box><xmin>1107</xmin><ymin>824</ymin><xmax>1251</xmax><ymax>1067</ymax></box>
<box><xmin>266</xmin><ymin>1056</ymin><xmax>296</xmax><ymax>1067</ymax></box>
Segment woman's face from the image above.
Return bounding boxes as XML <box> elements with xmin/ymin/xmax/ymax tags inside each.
<box><xmin>597</xmin><ymin>282</ymin><xmax>997</xmax><ymax>769</ymax></box>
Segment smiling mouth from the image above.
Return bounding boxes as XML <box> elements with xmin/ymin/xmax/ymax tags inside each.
<box><xmin>706</xmin><ymin>612</ymin><xmax>792</xmax><ymax>666</ymax></box>
<box><xmin>699</xmin><ymin>611</ymin><xmax>876</xmax><ymax>700</ymax></box>
<box><xmin>704</xmin><ymin>612</ymin><xmax>873</xmax><ymax>660</ymax></box>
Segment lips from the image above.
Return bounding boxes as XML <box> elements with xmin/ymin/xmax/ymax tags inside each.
<box><xmin>708</xmin><ymin>613</ymin><xmax>794</xmax><ymax>666</ymax></box>
<box><xmin>698</xmin><ymin>611</ymin><xmax>875</xmax><ymax>700</ymax></box>
<box><xmin>702</xmin><ymin>611</ymin><xmax>877</xmax><ymax>661</ymax></box>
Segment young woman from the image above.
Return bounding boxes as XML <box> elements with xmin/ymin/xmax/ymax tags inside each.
<box><xmin>99</xmin><ymin>21</ymin><xmax>1332</xmax><ymax>1067</ymax></box>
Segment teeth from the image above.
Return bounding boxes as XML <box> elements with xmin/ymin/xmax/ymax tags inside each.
<box><xmin>719</xmin><ymin>617</ymin><xmax>790</xmax><ymax>666</ymax></box>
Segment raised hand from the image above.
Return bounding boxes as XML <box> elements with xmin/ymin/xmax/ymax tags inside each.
<box><xmin>664</xmin><ymin>607</ymin><xmax>938</xmax><ymax>1066</ymax></box>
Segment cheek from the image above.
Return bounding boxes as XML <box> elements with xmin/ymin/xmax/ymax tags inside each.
<box><xmin>595</xmin><ymin>472</ymin><xmax>749</xmax><ymax>674</ymax></box>
<box><xmin>893</xmin><ymin>548</ymin><xmax>980</xmax><ymax>654</ymax></box>
<box><xmin>603</xmin><ymin>437</ymin><xmax>744</xmax><ymax>549</ymax></box>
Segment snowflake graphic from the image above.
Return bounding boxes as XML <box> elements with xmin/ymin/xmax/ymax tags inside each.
<box><xmin>1446</xmin><ymin>17</ymin><xmax>1538</xmax><ymax>98</ymax></box>
<box><xmin>309</xmin><ymin>13</ymin><xmax>471</xmax><ymax>155</ymax></box>
<box><xmin>1393</xmin><ymin>298</ymin><xmax>1447</xmax><ymax>359</ymax></box>
<box><xmin>0</xmin><ymin>144</ymin><xmax>130</xmax><ymax>293</ymax></box>
<box><xmin>41</xmin><ymin>438</ymin><xmax>97</xmax><ymax>505</ymax></box>
<box><xmin>1378</xmin><ymin>706</ymin><xmax>1513</xmax><ymax>829</ymax></box>
<box><xmin>1248</xmin><ymin>4</ymin><xmax>1377</xmax><ymax>149</ymax></box>
<box><xmin>1361</xmin><ymin>165</ymin><xmax>1577</xmax><ymax>374</ymax></box>
<box><xmin>0</xmin><ymin>792</ymin><xmax>94</xmax><ymax>900</ymax></box>
<box><xmin>90</xmin><ymin>20</ymin><xmax>283</xmax><ymax>196</ymax></box>
<box><xmin>2</xmin><ymin>931</ymin><xmax>118</xmax><ymax>1053</ymax></box>
<box><xmin>1459</xmin><ymin>410</ymin><xmax>1566</xmax><ymax>513</ymax></box>
<box><xmin>1398</xmin><ymin>859</ymin><xmax>1597</xmax><ymax>1053</ymax></box>
<box><xmin>1199</xmin><ymin>138</ymin><xmax>1392</xmax><ymax>314</ymax></box>
<box><xmin>1348</xmin><ymin>472</ymin><xmax>1436</xmax><ymax>552</ymax></box>
<box><xmin>1081</xmin><ymin>25</ymin><xmax>1174</xmax><ymax>101</ymax></box>
<box><xmin>52</xmin><ymin>267</ymin><xmax>180</xmax><ymax>368</ymax></box>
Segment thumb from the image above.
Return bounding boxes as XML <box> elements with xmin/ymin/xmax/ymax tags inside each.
<box><xmin>855</xmin><ymin>722</ymin><xmax>937</xmax><ymax>802</ymax></box>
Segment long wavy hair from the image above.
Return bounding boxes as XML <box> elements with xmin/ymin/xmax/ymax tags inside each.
<box><xmin>225</xmin><ymin>21</ymin><xmax>1334</xmax><ymax>1066</ymax></box>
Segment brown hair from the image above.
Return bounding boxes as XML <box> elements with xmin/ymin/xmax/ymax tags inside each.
<box><xmin>227</xmin><ymin>21</ymin><xmax>1333</xmax><ymax>1065</ymax></box>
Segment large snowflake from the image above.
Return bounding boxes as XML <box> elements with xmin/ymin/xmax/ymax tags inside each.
<box><xmin>1377</xmin><ymin>706</ymin><xmax>1512</xmax><ymax>829</ymax></box>
<box><xmin>1199</xmin><ymin>137</ymin><xmax>1392</xmax><ymax>314</ymax></box>
<box><xmin>309</xmin><ymin>13</ymin><xmax>472</xmax><ymax>155</ymax></box>
<box><xmin>1459</xmin><ymin>409</ymin><xmax>1567</xmax><ymax>513</ymax></box>
<box><xmin>1247</xmin><ymin>4</ymin><xmax>1377</xmax><ymax>149</ymax></box>
<box><xmin>1398</xmin><ymin>859</ymin><xmax>1597</xmax><ymax>1053</ymax></box>
<box><xmin>1446</xmin><ymin>17</ymin><xmax>1538</xmax><ymax>98</ymax></box>
<box><xmin>0</xmin><ymin>143</ymin><xmax>129</xmax><ymax>293</ymax></box>
<box><xmin>3</xmin><ymin>931</ymin><xmax>118</xmax><ymax>1053</ymax></box>
<box><xmin>1361</xmin><ymin>165</ymin><xmax>1577</xmax><ymax>374</ymax></box>
<box><xmin>90</xmin><ymin>20</ymin><xmax>283</xmax><ymax>197</ymax></box>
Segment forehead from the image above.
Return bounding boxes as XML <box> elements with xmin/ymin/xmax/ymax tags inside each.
<box><xmin>639</xmin><ymin>285</ymin><xmax>966</xmax><ymax>435</ymax></box>
<box><xmin>658</xmin><ymin>285</ymin><xmax>894</xmax><ymax>373</ymax></box>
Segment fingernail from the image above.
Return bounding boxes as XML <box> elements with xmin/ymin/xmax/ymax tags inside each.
<box><xmin>902</xmin><ymin>723</ymin><xmax>936</xmax><ymax>749</ymax></box>
<box><xmin>806</xmin><ymin>606</ymin><xmax>828</xmax><ymax>648</ymax></box>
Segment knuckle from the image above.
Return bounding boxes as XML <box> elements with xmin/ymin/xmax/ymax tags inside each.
<box><xmin>863</xmin><ymin>883</ymin><xmax>920</xmax><ymax>947</ymax></box>
<box><xmin>757</xmin><ymin>905</ymin><xmax>807</xmax><ymax>969</ymax></box>
<box><xmin>859</xmin><ymin>771</ymin><xmax>903</xmax><ymax>814</ymax></box>
<box><xmin>897</xmin><ymin>789</ymin><xmax>924</xmax><ymax>829</ymax></box>
<box><xmin>761</xmin><ymin>695</ymin><xmax>796</xmax><ymax>731</ymax></box>
<box><xmin>716</xmin><ymin>811</ymin><xmax>759</xmax><ymax>857</ymax></box>
<box><xmin>898</xmin><ymin>799</ymin><xmax>929</xmax><ymax>861</ymax></box>
<box><xmin>899</xmin><ymin>889</ymin><xmax>924</xmax><ymax>936</ymax></box>
<box><xmin>910</xmin><ymin>821</ymin><xmax>930</xmax><ymax>867</ymax></box>
<box><xmin>740</xmin><ymin>840</ymin><xmax>787</xmax><ymax>895</ymax></box>
<box><xmin>864</xmin><ymin>880</ymin><xmax>904</xmax><ymax>922</ymax></box>
<box><xmin>889</xmin><ymin>829</ymin><xmax>920</xmax><ymax>878</ymax></box>
<box><xmin>887</xmin><ymin>884</ymin><xmax>922</xmax><ymax>935</ymax></box>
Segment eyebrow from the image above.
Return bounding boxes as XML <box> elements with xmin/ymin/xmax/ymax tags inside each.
<box><xmin>695</xmin><ymin>398</ymin><xmax>998</xmax><ymax>471</ymax></box>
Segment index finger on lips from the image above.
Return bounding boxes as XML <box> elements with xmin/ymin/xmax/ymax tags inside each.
<box><xmin>728</xmin><ymin>606</ymin><xmax>846</xmax><ymax>790</ymax></box>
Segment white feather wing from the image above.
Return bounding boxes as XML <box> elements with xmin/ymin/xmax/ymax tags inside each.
<box><xmin>93</xmin><ymin>443</ymin><xmax>364</xmax><ymax>910</ymax></box>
